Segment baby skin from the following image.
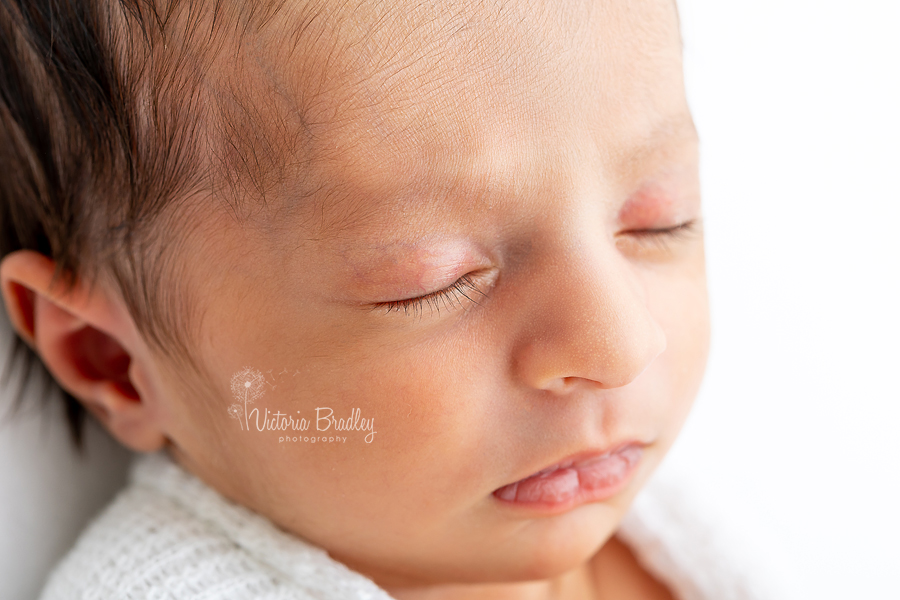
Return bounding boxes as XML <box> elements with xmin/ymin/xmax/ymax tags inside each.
<box><xmin>0</xmin><ymin>0</ymin><xmax>709</xmax><ymax>599</ymax></box>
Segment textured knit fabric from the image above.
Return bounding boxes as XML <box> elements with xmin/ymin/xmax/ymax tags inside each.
<box><xmin>38</xmin><ymin>451</ymin><xmax>778</xmax><ymax>600</ymax></box>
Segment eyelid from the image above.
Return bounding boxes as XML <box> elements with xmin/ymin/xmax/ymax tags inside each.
<box><xmin>616</xmin><ymin>217</ymin><xmax>703</xmax><ymax>253</ymax></box>
<box><xmin>371</xmin><ymin>270</ymin><xmax>495</xmax><ymax>317</ymax></box>
<box><xmin>367</xmin><ymin>218</ymin><xmax>701</xmax><ymax>317</ymax></box>
<box><xmin>623</xmin><ymin>217</ymin><xmax>701</xmax><ymax>237</ymax></box>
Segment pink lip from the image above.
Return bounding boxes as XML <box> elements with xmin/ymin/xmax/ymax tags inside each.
<box><xmin>493</xmin><ymin>442</ymin><xmax>645</xmax><ymax>513</ymax></box>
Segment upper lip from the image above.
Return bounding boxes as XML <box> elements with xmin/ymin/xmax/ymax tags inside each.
<box><xmin>507</xmin><ymin>440</ymin><xmax>648</xmax><ymax>484</ymax></box>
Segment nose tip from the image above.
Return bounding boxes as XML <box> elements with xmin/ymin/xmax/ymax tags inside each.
<box><xmin>513</xmin><ymin>263</ymin><xmax>668</xmax><ymax>394</ymax></box>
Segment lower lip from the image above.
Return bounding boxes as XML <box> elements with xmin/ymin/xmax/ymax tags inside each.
<box><xmin>493</xmin><ymin>444</ymin><xmax>644</xmax><ymax>513</ymax></box>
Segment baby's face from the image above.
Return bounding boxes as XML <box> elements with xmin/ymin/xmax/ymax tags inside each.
<box><xmin>149</xmin><ymin>0</ymin><xmax>708</xmax><ymax>591</ymax></box>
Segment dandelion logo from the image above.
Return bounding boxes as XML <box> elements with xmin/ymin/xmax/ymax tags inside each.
<box><xmin>230</xmin><ymin>367</ymin><xmax>266</xmax><ymax>431</ymax></box>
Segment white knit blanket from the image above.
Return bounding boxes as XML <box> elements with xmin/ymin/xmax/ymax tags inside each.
<box><xmin>38</xmin><ymin>451</ymin><xmax>780</xmax><ymax>600</ymax></box>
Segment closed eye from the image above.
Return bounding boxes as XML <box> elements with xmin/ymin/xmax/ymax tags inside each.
<box><xmin>617</xmin><ymin>218</ymin><xmax>702</xmax><ymax>254</ymax></box>
<box><xmin>371</xmin><ymin>273</ymin><xmax>490</xmax><ymax>318</ymax></box>
<box><xmin>369</xmin><ymin>219</ymin><xmax>700</xmax><ymax>318</ymax></box>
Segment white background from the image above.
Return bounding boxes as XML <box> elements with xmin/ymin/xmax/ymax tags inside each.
<box><xmin>1</xmin><ymin>1</ymin><xmax>899</xmax><ymax>598</ymax></box>
<box><xmin>663</xmin><ymin>0</ymin><xmax>900</xmax><ymax>597</ymax></box>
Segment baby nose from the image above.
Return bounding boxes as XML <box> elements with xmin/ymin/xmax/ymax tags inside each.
<box><xmin>512</xmin><ymin>247</ymin><xmax>667</xmax><ymax>395</ymax></box>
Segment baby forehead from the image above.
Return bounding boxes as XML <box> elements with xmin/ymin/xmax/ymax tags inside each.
<box><xmin>208</xmin><ymin>0</ymin><xmax>685</xmax><ymax>227</ymax></box>
<box><xmin>256</xmin><ymin>0</ymin><xmax>679</xmax><ymax>120</ymax></box>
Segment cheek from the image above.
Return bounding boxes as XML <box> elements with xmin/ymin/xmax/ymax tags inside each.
<box><xmin>320</xmin><ymin>333</ymin><xmax>500</xmax><ymax>491</ymax></box>
<box><xmin>224</xmin><ymin>321</ymin><xmax>506</xmax><ymax>519</ymax></box>
<box><xmin>645</xmin><ymin>259</ymin><xmax>710</xmax><ymax>435</ymax></box>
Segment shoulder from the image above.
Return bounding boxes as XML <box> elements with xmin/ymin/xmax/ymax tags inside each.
<box><xmin>37</xmin><ymin>455</ymin><xmax>299</xmax><ymax>600</ymax></box>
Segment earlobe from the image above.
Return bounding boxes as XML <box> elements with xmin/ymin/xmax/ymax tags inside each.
<box><xmin>0</xmin><ymin>249</ymin><xmax>167</xmax><ymax>452</ymax></box>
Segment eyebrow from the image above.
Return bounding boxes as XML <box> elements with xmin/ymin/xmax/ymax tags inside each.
<box><xmin>614</xmin><ymin>111</ymin><xmax>699</xmax><ymax>175</ymax></box>
<box><xmin>633</xmin><ymin>111</ymin><xmax>698</xmax><ymax>153</ymax></box>
<box><xmin>286</xmin><ymin>108</ymin><xmax>699</xmax><ymax>248</ymax></box>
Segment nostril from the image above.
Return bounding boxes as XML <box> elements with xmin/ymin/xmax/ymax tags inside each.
<box><xmin>561</xmin><ymin>376</ymin><xmax>578</xmax><ymax>390</ymax></box>
<box><xmin>543</xmin><ymin>376</ymin><xmax>585</xmax><ymax>395</ymax></box>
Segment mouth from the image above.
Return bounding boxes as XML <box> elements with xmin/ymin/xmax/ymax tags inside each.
<box><xmin>492</xmin><ymin>442</ymin><xmax>645</xmax><ymax>511</ymax></box>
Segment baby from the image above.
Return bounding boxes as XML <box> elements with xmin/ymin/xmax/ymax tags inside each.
<box><xmin>0</xmin><ymin>0</ymin><xmax>711</xmax><ymax>598</ymax></box>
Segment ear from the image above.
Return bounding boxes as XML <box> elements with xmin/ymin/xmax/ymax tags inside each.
<box><xmin>0</xmin><ymin>250</ymin><xmax>167</xmax><ymax>452</ymax></box>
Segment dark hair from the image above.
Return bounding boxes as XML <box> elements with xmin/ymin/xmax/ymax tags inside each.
<box><xmin>0</xmin><ymin>0</ymin><xmax>311</xmax><ymax>447</ymax></box>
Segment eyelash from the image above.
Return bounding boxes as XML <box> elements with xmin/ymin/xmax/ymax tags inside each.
<box><xmin>372</xmin><ymin>273</ymin><xmax>489</xmax><ymax>317</ymax></box>
<box><xmin>621</xmin><ymin>218</ymin><xmax>701</xmax><ymax>252</ymax></box>
<box><xmin>373</xmin><ymin>219</ymin><xmax>700</xmax><ymax>317</ymax></box>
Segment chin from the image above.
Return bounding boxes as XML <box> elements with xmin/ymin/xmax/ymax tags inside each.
<box><xmin>505</xmin><ymin>513</ymin><xmax>618</xmax><ymax>581</ymax></box>
<box><xmin>337</xmin><ymin>505</ymin><xmax>622</xmax><ymax>588</ymax></box>
<box><xmin>439</xmin><ymin>504</ymin><xmax>620</xmax><ymax>584</ymax></box>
